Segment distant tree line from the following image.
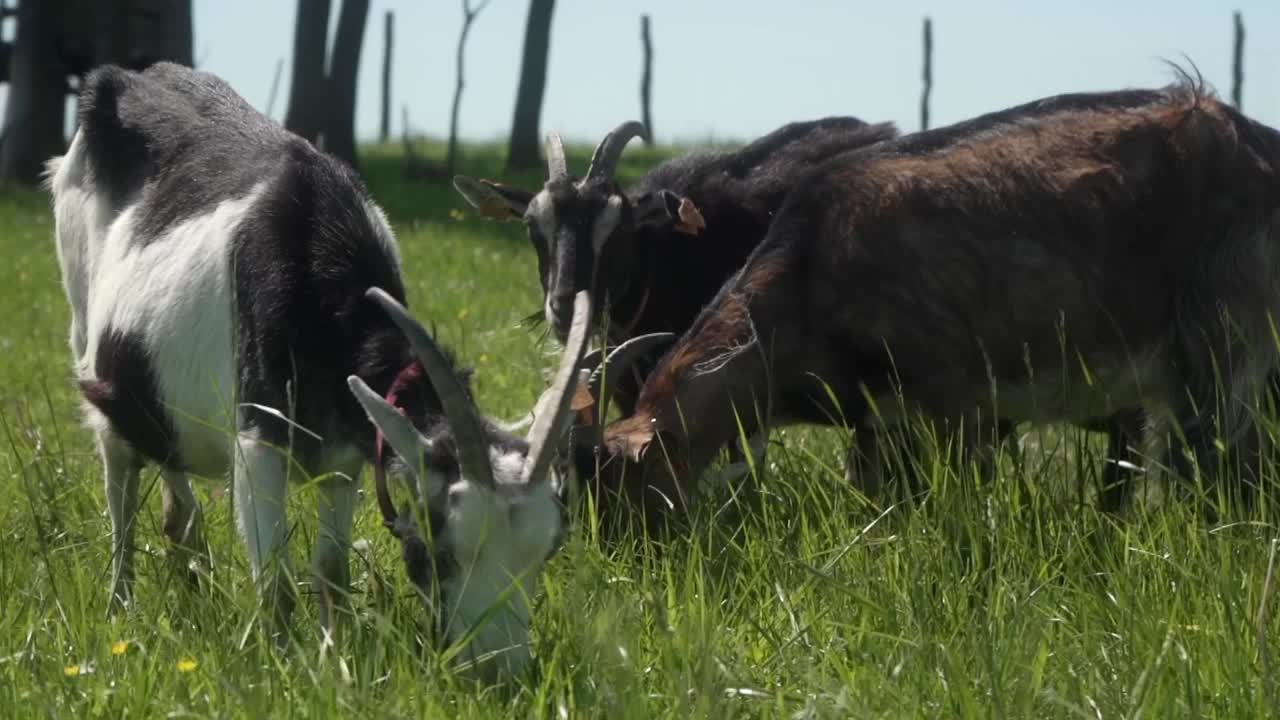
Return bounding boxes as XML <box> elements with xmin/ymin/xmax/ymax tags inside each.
<box><xmin>0</xmin><ymin>3</ymin><xmax>1258</xmax><ymax>190</ymax></box>
<box><xmin>0</xmin><ymin>0</ymin><xmax>193</xmax><ymax>184</ymax></box>
<box><xmin>284</xmin><ymin>0</ymin><xmax>369</xmax><ymax>171</ymax></box>
<box><xmin>0</xmin><ymin>0</ymin><xmax>566</xmax><ymax>186</ymax></box>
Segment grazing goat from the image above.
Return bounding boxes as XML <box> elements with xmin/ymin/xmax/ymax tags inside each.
<box><xmin>453</xmin><ymin>117</ymin><xmax>897</xmax><ymax>414</ymax></box>
<box><xmin>587</xmin><ymin>80</ymin><xmax>1280</xmax><ymax>523</ymax></box>
<box><xmin>458</xmin><ymin>118</ymin><xmax>1145</xmax><ymax>507</ymax></box>
<box><xmin>47</xmin><ymin>61</ymin><xmax>594</xmax><ymax>677</ymax></box>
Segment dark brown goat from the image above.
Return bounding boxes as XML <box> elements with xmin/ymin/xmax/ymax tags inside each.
<box><xmin>587</xmin><ymin>81</ymin><xmax>1280</xmax><ymax>523</ymax></box>
<box><xmin>453</xmin><ymin>117</ymin><xmax>897</xmax><ymax>414</ymax></box>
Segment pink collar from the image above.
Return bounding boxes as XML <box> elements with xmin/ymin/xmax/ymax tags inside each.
<box><xmin>373</xmin><ymin>360</ymin><xmax>424</xmax><ymax>527</ymax></box>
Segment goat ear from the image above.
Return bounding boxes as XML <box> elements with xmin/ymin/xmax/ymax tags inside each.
<box><xmin>347</xmin><ymin>375</ymin><xmax>426</xmax><ymax>476</ymax></box>
<box><xmin>633</xmin><ymin>190</ymin><xmax>706</xmax><ymax>236</ymax></box>
<box><xmin>452</xmin><ymin>175</ymin><xmax>533</xmax><ymax>220</ymax></box>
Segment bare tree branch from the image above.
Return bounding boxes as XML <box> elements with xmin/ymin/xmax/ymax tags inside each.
<box><xmin>265</xmin><ymin>57</ymin><xmax>284</xmax><ymax>120</ymax></box>
<box><xmin>447</xmin><ymin>0</ymin><xmax>491</xmax><ymax>178</ymax></box>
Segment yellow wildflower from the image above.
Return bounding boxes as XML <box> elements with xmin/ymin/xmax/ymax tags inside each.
<box><xmin>176</xmin><ymin>658</ymin><xmax>198</xmax><ymax>673</ymax></box>
<box><xmin>111</xmin><ymin>641</ymin><xmax>129</xmax><ymax>656</ymax></box>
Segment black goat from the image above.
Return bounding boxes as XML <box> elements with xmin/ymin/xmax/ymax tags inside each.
<box><xmin>453</xmin><ymin>117</ymin><xmax>898</xmax><ymax>416</ymax></box>
<box><xmin>592</xmin><ymin>80</ymin><xmax>1280</xmax><ymax>526</ymax></box>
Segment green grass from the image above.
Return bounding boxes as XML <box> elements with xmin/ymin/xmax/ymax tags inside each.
<box><xmin>1</xmin><ymin>140</ymin><xmax>1278</xmax><ymax>719</ymax></box>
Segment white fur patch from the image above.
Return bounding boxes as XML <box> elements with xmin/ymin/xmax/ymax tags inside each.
<box><xmin>81</xmin><ymin>188</ymin><xmax>263</xmax><ymax>476</ymax></box>
<box><xmin>529</xmin><ymin>192</ymin><xmax>562</xmax><ymax>330</ymax></box>
<box><xmin>48</xmin><ymin>133</ymin><xmax>116</xmax><ymax>364</ymax></box>
<box><xmin>490</xmin><ymin>447</ymin><xmax>527</xmax><ymax>486</ymax></box>
<box><xmin>438</xmin><ymin>477</ymin><xmax>562</xmax><ymax>677</ymax></box>
<box><xmin>591</xmin><ymin>195</ymin><xmax>623</xmax><ymax>252</ymax></box>
<box><xmin>363</xmin><ymin>200</ymin><xmax>401</xmax><ymax>272</ymax></box>
<box><xmin>528</xmin><ymin>191</ymin><xmax>557</xmax><ymax>242</ymax></box>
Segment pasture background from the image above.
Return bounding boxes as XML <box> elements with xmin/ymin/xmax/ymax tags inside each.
<box><xmin>0</xmin><ymin>141</ymin><xmax>1277</xmax><ymax>719</ymax></box>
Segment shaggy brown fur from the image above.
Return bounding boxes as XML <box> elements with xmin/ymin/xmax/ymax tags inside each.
<box><xmin>590</xmin><ymin>80</ymin><xmax>1280</xmax><ymax>523</ymax></box>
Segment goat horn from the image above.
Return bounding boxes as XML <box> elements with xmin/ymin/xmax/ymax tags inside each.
<box><xmin>579</xmin><ymin>332</ymin><xmax>675</xmax><ymax>410</ymax></box>
<box><xmin>585</xmin><ymin>121</ymin><xmax>647</xmax><ymax>183</ymax></box>
<box><xmin>522</xmin><ymin>290</ymin><xmax>593</xmax><ymax>486</ymax></box>
<box><xmin>346</xmin><ymin>374</ymin><xmax>407</xmax><ymax>526</ymax></box>
<box><xmin>364</xmin><ymin>288</ymin><xmax>495</xmax><ymax>488</ymax></box>
<box><xmin>545</xmin><ymin>131</ymin><xmax>568</xmax><ymax>181</ymax></box>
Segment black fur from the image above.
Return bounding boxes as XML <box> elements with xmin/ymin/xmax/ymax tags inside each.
<box><xmin>599</xmin><ymin>80</ymin><xmax>1280</xmax><ymax>519</ymax></box>
<box><xmin>80</xmin><ymin>329</ymin><xmax>180</xmax><ymax>466</ymax></box>
<box><xmin>72</xmin><ymin>62</ymin><xmax>500</xmax><ymax>489</ymax></box>
<box><xmin>73</xmin><ymin>62</ymin><xmax>458</xmax><ymax>469</ymax></box>
<box><xmin>495</xmin><ymin>117</ymin><xmax>898</xmax><ymax>415</ymax></box>
<box><xmin>78</xmin><ymin>62</ymin><xmax>300</xmax><ymax>237</ymax></box>
<box><xmin>842</xmin><ymin>89</ymin><xmax>1168</xmax><ymax>162</ymax></box>
<box><xmin>605</xmin><ymin>117</ymin><xmax>899</xmax><ymax>341</ymax></box>
<box><xmin>69</xmin><ymin>62</ymin><xmax>578</xmax><ymax>650</ymax></box>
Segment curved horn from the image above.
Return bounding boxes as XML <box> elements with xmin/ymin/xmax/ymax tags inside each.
<box><xmin>346</xmin><ymin>375</ymin><xmax>405</xmax><ymax>526</ymax></box>
<box><xmin>545</xmin><ymin>131</ymin><xmax>568</xmax><ymax>181</ymax></box>
<box><xmin>588</xmin><ymin>332</ymin><xmax>675</xmax><ymax>411</ymax></box>
<box><xmin>585</xmin><ymin>121</ymin><xmax>647</xmax><ymax>183</ymax></box>
<box><xmin>522</xmin><ymin>291</ymin><xmax>593</xmax><ymax>485</ymax></box>
<box><xmin>365</xmin><ymin>288</ymin><xmax>495</xmax><ymax>487</ymax></box>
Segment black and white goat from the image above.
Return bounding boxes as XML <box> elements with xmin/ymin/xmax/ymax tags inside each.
<box><xmin>47</xmin><ymin>61</ymin><xmax>593</xmax><ymax>677</ymax></box>
<box><xmin>589</xmin><ymin>80</ymin><xmax>1280</xmax><ymax>523</ymax></box>
<box><xmin>453</xmin><ymin>117</ymin><xmax>897</xmax><ymax>415</ymax></box>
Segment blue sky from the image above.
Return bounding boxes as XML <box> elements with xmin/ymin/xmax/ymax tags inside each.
<box><xmin>6</xmin><ymin>2</ymin><xmax>1280</xmax><ymax>145</ymax></box>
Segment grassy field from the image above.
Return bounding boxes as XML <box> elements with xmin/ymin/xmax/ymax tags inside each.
<box><xmin>1</xmin><ymin>140</ymin><xmax>1278</xmax><ymax>719</ymax></box>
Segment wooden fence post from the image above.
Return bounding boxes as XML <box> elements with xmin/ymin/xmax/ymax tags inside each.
<box><xmin>640</xmin><ymin>14</ymin><xmax>653</xmax><ymax>146</ymax></box>
<box><xmin>381</xmin><ymin>10</ymin><xmax>394</xmax><ymax>142</ymax></box>
<box><xmin>1231</xmin><ymin>11</ymin><xmax>1244</xmax><ymax>110</ymax></box>
<box><xmin>920</xmin><ymin>17</ymin><xmax>932</xmax><ymax>131</ymax></box>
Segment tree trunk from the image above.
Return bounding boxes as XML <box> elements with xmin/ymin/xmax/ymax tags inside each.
<box><xmin>324</xmin><ymin>0</ymin><xmax>369</xmax><ymax>169</ymax></box>
<box><xmin>166</xmin><ymin>0</ymin><xmax>195</xmax><ymax>67</ymax></box>
<box><xmin>506</xmin><ymin>0</ymin><xmax>555</xmax><ymax>172</ymax></box>
<box><xmin>0</xmin><ymin>0</ymin><xmax>70</xmax><ymax>185</ymax></box>
<box><xmin>284</xmin><ymin>0</ymin><xmax>332</xmax><ymax>145</ymax></box>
